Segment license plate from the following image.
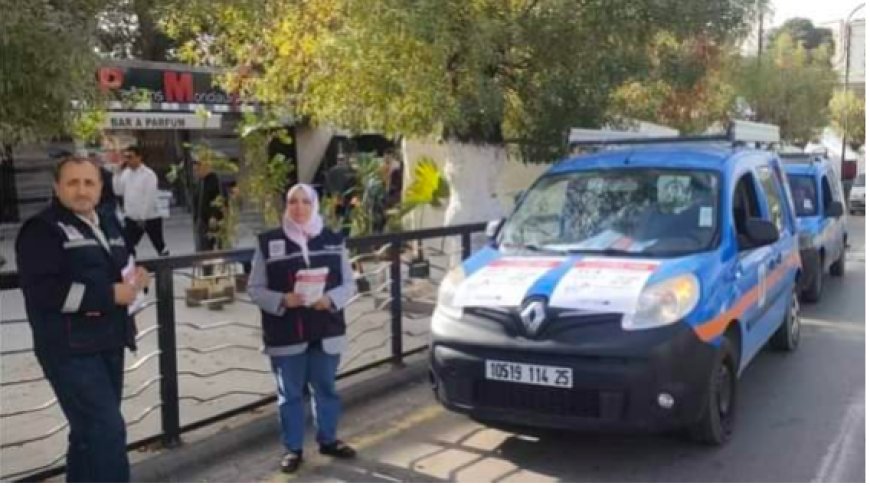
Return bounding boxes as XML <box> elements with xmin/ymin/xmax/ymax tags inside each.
<box><xmin>485</xmin><ymin>360</ymin><xmax>573</xmax><ymax>388</ymax></box>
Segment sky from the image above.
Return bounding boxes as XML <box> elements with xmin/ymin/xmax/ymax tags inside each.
<box><xmin>769</xmin><ymin>0</ymin><xmax>866</xmax><ymax>27</ymax></box>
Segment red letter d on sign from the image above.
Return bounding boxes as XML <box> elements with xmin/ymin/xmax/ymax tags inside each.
<box><xmin>99</xmin><ymin>67</ymin><xmax>124</xmax><ymax>91</ymax></box>
<box><xmin>164</xmin><ymin>72</ymin><xmax>194</xmax><ymax>102</ymax></box>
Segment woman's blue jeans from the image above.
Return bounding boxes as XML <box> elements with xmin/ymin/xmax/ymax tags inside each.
<box><xmin>269</xmin><ymin>345</ymin><xmax>341</xmax><ymax>452</ymax></box>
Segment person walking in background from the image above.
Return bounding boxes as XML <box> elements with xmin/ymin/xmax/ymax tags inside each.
<box><xmin>112</xmin><ymin>145</ymin><xmax>168</xmax><ymax>256</ymax></box>
<box><xmin>248</xmin><ymin>183</ymin><xmax>357</xmax><ymax>474</ymax></box>
<box><xmin>192</xmin><ymin>156</ymin><xmax>223</xmax><ymax>252</ymax></box>
<box><xmin>16</xmin><ymin>155</ymin><xmax>149</xmax><ymax>482</ymax></box>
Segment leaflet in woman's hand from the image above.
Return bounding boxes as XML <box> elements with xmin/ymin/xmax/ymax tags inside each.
<box><xmin>294</xmin><ymin>267</ymin><xmax>329</xmax><ymax>305</ymax></box>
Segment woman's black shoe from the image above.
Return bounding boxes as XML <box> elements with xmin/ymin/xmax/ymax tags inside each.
<box><xmin>318</xmin><ymin>440</ymin><xmax>356</xmax><ymax>459</ymax></box>
<box><xmin>280</xmin><ymin>451</ymin><xmax>303</xmax><ymax>473</ymax></box>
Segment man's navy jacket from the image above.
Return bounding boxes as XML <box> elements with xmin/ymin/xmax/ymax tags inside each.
<box><xmin>16</xmin><ymin>200</ymin><xmax>137</xmax><ymax>357</ymax></box>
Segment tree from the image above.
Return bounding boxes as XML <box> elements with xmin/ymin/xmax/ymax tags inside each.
<box><xmin>164</xmin><ymin>0</ymin><xmax>763</xmax><ymax>156</ymax></box>
<box><xmin>162</xmin><ymin>0</ymin><xmax>764</xmax><ymax>229</ymax></box>
<box><xmin>767</xmin><ymin>17</ymin><xmax>834</xmax><ymax>53</ymax></box>
<box><xmin>96</xmin><ymin>0</ymin><xmax>179</xmax><ymax>61</ymax></box>
<box><xmin>829</xmin><ymin>90</ymin><xmax>866</xmax><ymax>149</ymax></box>
<box><xmin>0</xmin><ymin>0</ymin><xmax>105</xmax><ymax>145</ymax></box>
<box><xmin>732</xmin><ymin>33</ymin><xmax>837</xmax><ymax>145</ymax></box>
<box><xmin>606</xmin><ymin>33</ymin><xmax>738</xmax><ymax>134</ymax></box>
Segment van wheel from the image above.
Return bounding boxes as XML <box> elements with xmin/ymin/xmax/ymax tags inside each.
<box><xmin>830</xmin><ymin>248</ymin><xmax>845</xmax><ymax>277</ymax></box>
<box><xmin>771</xmin><ymin>289</ymin><xmax>801</xmax><ymax>351</ymax></box>
<box><xmin>801</xmin><ymin>259</ymin><xmax>823</xmax><ymax>303</ymax></box>
<box><xmin>690</xmin><ymin>337</ymin><xmax>737</xmax><ymax>445</ymax></box>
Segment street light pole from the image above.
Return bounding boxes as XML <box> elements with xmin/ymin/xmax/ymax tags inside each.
<box><xmin>839</xmin><ymin>2</ymin><xmax>865</xmax><ymax>197</ymax></box>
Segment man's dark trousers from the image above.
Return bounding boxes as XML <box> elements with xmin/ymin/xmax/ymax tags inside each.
<box><xmin>123</xmin><ymin>217</ymin><xmax>166</xmax><ymax>255</ymax></box>
<box><xmin>37</xmin><ymin>349</ymin><xmax>129</xmax><ymax>482</ymax></box>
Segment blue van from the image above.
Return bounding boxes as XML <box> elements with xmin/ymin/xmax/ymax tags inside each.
<box><xmin>430</xmin><ymin>123</ymin><xmax>801</xmax><ymax>445</ymax></box>
<box><xmin>781</xmin><ymin>153</ymin><xmax>847</xmax><ymax>302</ymax></box>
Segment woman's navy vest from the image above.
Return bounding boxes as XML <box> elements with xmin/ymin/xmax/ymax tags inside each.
<box><xmin>256</xmin><ymin>228</ymin><xmax>347</xmax><ymax>346</ymax></box>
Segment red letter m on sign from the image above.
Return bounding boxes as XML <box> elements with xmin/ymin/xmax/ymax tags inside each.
<box><xmin>164</xmin><ymin>72</ymin><xmax>193</xmax><ymax>102</ymax></box>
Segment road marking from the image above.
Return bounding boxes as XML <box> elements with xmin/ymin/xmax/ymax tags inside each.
<box><xmin>348</xmin><ymin>404</ymin><xmax>444</xmax><ymax>449</ymax></box>
<box><xmin>812</xmin><ymin>392</ymin><xmax>865</xmax><ymax>483</ymax></box>
<box><xmin>801</xmin><ymin>317</ymin><xmax>865</xmax><ymax>333</ymax></box>
<box><xmin>263</xmin><ymin>404</ymin><xmax>443</xmax><ymax>482</ymax></box>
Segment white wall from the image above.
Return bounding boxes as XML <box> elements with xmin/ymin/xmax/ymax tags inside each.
<box><xmin>400</xmin><ymin>138</ymin><xmax>551</xmax><ymax>229</ymax></box>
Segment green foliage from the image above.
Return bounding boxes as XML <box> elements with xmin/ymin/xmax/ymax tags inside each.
<box><xmin>829</xmin><ymin>90</ymin><xmax>866</xmax><ymax>148</ymax></box>
<box><xmin>70</xmin><ymin>109</ymin><xmax>109</xmax><ymax>145</ymax></box>
<box><xmin>237</xmin><ymin>114</ymin><xmax>293</xmax><ymax>227</ymax></box>
<box><xmin>767</xmin><ymin>17</ymin><xmax>834</xmax><ymax>53</ymax></box>
<box><xmin>607</xmin><ymin>33</ymin><xmax>737</xmax><ymax>134</ymax></box>
<box><xmin>732</xmin><ymin>34</ymin><xmax>837</xmax><ymax>145</ymax></box>
<box><xmin>346</xmin><ymin>153</ymin><xmax>387</xmax><ymax>237</ymax></box>
<box><xmin>387</xmin><ymin>156</ymin><xmax>450</xmax><ymax>230</ymax></box>
<box><xmin>0</xmin><ymin>0</ymin><xmax>105</xmax><ymax>145</ymax></box>
<box><xmin>162</xmin><ymin>0</ymin><xmax>764</xmax><ymax>162</ymax></box>
<box><xmin>96</xmin><ymin>0</ymin><xmax>179</xmax><ymax>61</ymax></box>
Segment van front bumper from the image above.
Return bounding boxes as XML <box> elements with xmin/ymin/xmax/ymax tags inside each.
<box><xmin>429</xmin><ymin>309</ymin><xmax>719</xmax><ymax>433</ymax></box>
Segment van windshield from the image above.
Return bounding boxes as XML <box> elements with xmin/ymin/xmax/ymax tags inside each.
<box><xmin>499</xmin><ymin>169</ymin><xmax>720</xmax><ymax>256</ymax></box>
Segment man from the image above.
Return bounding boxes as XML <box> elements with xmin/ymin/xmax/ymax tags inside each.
<box><xmin>15</xmin><ymin>156</ymin><xmax>150</xmax><ymax>482</ymax></box>
<box><xmin>192</xmin><ymin>157</ymin><xmax>223</xmax><ymax>252</ymax></box>
<box><xmin>112</xmin><ymin>145</ymin><xmax>168</xmax><ymax>256</ymax></box>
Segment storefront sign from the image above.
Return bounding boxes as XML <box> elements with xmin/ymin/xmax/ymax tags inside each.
<box><xmin>104</xmin><ymin>112</ymin><xmax>223</xmax><ymax>130</ymax></box>
<box><xmin>98</xmin><ymin>64</ymin><xmax>254</xmax><ymax>107</ymax></box>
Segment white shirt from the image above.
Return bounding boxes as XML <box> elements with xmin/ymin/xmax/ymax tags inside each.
<box><xmin>113</xmin><ymin>165</ymin><xmax>159</xmax><ymax>220</ymax></box>
<box><xmin>74</xmin><ymin>212</ymin><xmax>109</xmax><ymax>251</ymax></box>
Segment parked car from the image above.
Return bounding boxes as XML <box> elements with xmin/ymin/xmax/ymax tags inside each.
<box><xmin>782</xmin><ymin>154</ymin><xmax>848</xmax><ymax>303</ymax></box>
<box><xmin>849</xmin><ymin>173</ymin><xmax>865</xmax><ymax>215</ymax></box>
<box><xmin>430</xmin><ymin>122</ymin><xmax>801</xmax><ymax>445</ymax></box>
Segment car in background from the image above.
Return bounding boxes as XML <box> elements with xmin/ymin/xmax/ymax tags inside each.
<box><xmin>782</xmin><ymin>153</ymin><xmax>847</xmax><ymax>303</ymax></box>
<box><xmin>849</xmin><ymin>173</ymin><xmax>865</xmax><ymax>215</ymax></box>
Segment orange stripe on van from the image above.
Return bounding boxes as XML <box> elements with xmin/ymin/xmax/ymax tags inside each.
<box><xmin>694</xmin><ymin>250</ymin><xmax>801</xmax><ymax>342</ymax></box>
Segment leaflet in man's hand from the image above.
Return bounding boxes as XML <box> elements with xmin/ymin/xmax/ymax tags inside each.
<box><xmin>122</xmin><ymin>256</ymin><xmax>148</xmax><ymax>315</ymax></box>
<box><xmin>294</xmin><ymin>267</ymin><xmax>329</xmax><ymax>306</ymax></box>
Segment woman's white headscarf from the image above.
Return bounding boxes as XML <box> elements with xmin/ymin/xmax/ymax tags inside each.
<box><xmin>282</xmin><ymin>183</ymin><xmax>324</xmax><ymax>264</ymax></box>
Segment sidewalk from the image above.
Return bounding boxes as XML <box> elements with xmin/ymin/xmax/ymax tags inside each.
<box><xmin>130</xmin><ymin>354</ymin><xmax>436</xmax><ymax>483</ymax></box>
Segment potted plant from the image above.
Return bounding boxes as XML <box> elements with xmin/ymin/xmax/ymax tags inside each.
<box><xmin>387</xmin><ymin>156</ymin><xmax>450</xmax><ymax>278</ymax></box>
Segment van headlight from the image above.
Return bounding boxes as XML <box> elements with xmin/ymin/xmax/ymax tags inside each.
<box><xmin>435</xmin><ymin>266</ymin><xmax>466</xmax><ymax>320</ymax></box>
<box><xmin>622</xmin><ymin>274</ymin><xmax>700</xmax><ymax>331</ymax></box>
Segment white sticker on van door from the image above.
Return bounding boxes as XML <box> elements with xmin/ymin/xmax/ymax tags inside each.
<box><xmin>549</xmin><ymin>258</ymin><xmax>659</xmax><ymax>313</ymax></box>
<box><xmin>699</xmin><ymin>207</ymin><xmax>713</xmax><ymax>228</ymax></box>
<box><xmin>453</xmin><ymin>258</ymin><xmax>562</xmax><ymax>308</ymax></box>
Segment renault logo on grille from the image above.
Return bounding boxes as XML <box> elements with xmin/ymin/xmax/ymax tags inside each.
<box><xmin>520</xmin><ymin>300</ymin><xmax>547</xmax><ymax>335</ymax></box>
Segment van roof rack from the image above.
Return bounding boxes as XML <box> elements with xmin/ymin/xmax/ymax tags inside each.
<box><xmin>568</xmin><ymin>120</ymin><xmax>780</xmax><ymax>151</ymax></box>
<box><xmin>778</xmin><ymin>152</ymin><xmax>827</xmax><ymax>165</ymax></box>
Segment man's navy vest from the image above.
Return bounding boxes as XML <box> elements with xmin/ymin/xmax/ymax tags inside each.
<box><xmin>20</xmin><ymin>202</ymin><xmax>136</xmax><ymax>356</ymax></box>
<box><xmin>256</xmin><ymin>228</ymin><xmax>348</xmax><ymax>346</ymax></box>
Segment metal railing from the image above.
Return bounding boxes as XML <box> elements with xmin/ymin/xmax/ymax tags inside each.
<box><xmin>0</xmin><ymin>222</ymin><xmax>486</xmax><ymax>482</ymax></box>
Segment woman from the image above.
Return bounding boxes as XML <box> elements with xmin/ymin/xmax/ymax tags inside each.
<box><xmin>248</xmin><ymin>183</ymin><xmax>357</xmax><ymax>473</ymax></box>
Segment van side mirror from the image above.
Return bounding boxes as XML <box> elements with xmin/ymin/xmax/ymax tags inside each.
<box><xmin>825</xmin><ymin>201</ymin><xmax>844</xmax><ymax>218</ymax></box>
<box><xmin>743</xmin><ymin>218</ymin><xmax>779</xmax><ymax>248</ymax></box>
<box><xmin>485</xmin><ymin>219</ymin><xmax>504</xmax><ymax>240</ymax></box>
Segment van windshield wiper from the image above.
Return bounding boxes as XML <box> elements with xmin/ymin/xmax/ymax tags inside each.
<box><xmin>566</xmin><ymin>247</ymin><xmax>656</xmax><ymax>257</ymax></box>
<box><xmin>500</xmin><ymin>243</ymin><xmax>565</xmax><ymax>255</ymax></box>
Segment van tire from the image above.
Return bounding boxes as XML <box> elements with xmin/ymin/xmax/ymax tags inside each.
<box><xmin>771</xmin><ymin>288</ymin><xmax>801</xmax><ymax>351</ymax></box>
<box><xmin>690</xmin><ymin>337</ymin><xmax>737</xmax><ymax>445</ymax></box>
<box><xmin>801</xmin><ymin>259</ymin><xmax>823</xmax><ymax>303</ymax></box>
<box><xmin>830</xmin><ymin>248</ymin><xmax>845</xmax><ymax>277</ymax></box>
